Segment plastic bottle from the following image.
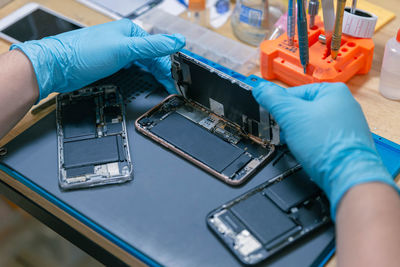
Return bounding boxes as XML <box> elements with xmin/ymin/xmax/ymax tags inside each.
<box><xmin>379</xmin><ymin>29</ymin><xmax>400</xmax><ymax>100</ymax></box>
<box><xmin>231</xmin><ymin>0</ymin><xmax>284</xmax><ymax>46</ymax></box>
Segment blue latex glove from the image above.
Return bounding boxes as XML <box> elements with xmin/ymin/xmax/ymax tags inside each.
<box><xmin>10</xmin><ymin>19</ymin><xmax>185</xmax><ymax>101</ymax></box>
<box><xmin>253</xmin><ymin>81</ymin><xmax>400</xmax><ymax>220</ymax></box>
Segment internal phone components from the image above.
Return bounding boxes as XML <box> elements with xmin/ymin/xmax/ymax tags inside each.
<box><xmin>62</xmin><ymin>98</ymin><xmax>96</xmax><ymax>139</ymax></box>
<box><xmin>198</xmin><ymin>116</ymin><xmax>219</xmax><ymax>130</ymax></box>
<box><xmin>150</xmin><ymin>112</ymin><xmax>244</xmax><ymax>173</ymax></box>
<box><xmin>135</xmin><ymin>52</ymin><xmax>281</xmax><ymax>185</ymax></box>
<box><xmin>207</xmin><ymin>167</ymin><xmax>331</xmax><ymax>265</ymax></box>
<box><xmin>136</xmin><ymin>95</ymin><xmax>274</xmax><ymax>184</ymax></box>
<box><xmin>231</xmin><ymin>193</ymin><xmax>297</xmax><ymax>245</ymax></box>
<box><xmin>171</xmin><ymin>52</ymin><xmax>280</xmax><ymax>144</ymax></box>
<box><xmin>56</xmin><ymin>85</ymin><xmax>133</xmax><ymax>190</ymax></box>
<box><xmin>263</xmin><ymin>169</ymin><xmax>320</xmax><ymax>212</ymax></box>
<box><xmin>63</xmin><ymin>136</ymin><xmax>120</xmax><ymax>168</ymax></box>
<box><xmin>214</xmin><ymin>125</ymin><xmax>241</xmax><ymax>144</ymax></box>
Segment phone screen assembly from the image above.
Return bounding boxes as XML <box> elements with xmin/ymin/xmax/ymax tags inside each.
<box><xmin>206</xmin><ymin>166</ymin><xmax>331</xmax><ymax>265</ymax></box>
<box><xmin>56</xmin><ymin>85</ymin><xmax>132</xmax><ymax>190</ymax></box>
<box><xmin>135</xmin><ymin>52</ymin><xmax>279</xmax><ymax>185</ymax></box>
<box><xmin>0</xmin><ymin>3</ymin><xmax>83</xmax><ymax>43</ymax></box>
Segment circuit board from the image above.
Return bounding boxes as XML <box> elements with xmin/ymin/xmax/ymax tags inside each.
<box><xmin>56</xmin><ymin>85</ymin><xmax>132</xmax><ymax>190</ymax></box>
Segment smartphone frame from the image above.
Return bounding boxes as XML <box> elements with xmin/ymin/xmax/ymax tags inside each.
<box><xmin>0</xmin><ymin>2</ymin><xmax>85</xmax><ymax>43</ymax></box>
<box><xmin>206</xmin><ymin>166</ymin><xmax>331</xmax><ymax>265</ymax></box>
<box><xmin>56</xmin><ymin>85</ymin><xmax>133</xmax><ymax>190</ymax></box>
<box><xmin>135</xmin><ymin>94</ymin><xmax>275</xmax><ymax>186</ymax></box>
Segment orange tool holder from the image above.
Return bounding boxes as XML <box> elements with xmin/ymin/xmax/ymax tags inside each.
<box><xmin>260</xmin><ymin>16</ymin><xmax>374</xmax><ymax>86</ymax></box>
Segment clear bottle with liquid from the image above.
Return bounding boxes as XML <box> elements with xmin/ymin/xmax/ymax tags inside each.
<box><xmin>379</xmin><ymin>29</ymin><xmax>400</xmax><ymax>100</ymax></box>
<box><xmin>231</xmin><ymin>0</ymin><xmax>284</xmax><ymax>46</ymax></box>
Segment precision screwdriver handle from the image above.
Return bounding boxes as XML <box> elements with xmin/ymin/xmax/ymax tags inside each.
<box><xmin>331</xmin><ymin>0</ymin><xmax>346</xmax><ymax>59</ymax></box>
<box><xmin>308</xmin><ymin>0</ymin><xmax>319</xmax><ymax>28</ymax></box>
<box><xmin>287</xmin><ymin>0</ymin><xmax>296</xmax><ymax>45</ymax></box>
<box><xmin>351</xmin><ymin>0</ymin><xmax>357</xmax><ymax>14</ymax></box>
<box><xmin>297</xmin><ymin>0</ymin><xmax>309</xmax><ymax>72</ymax></box>
<box><xmin>298</xmin><ymin>19</ymin><xmax>309</xmax><ymax>68</ymax></box>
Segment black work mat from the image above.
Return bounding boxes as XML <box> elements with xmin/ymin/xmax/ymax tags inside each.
<box><xmin>0</xmin><ymin>65</ymin><xmax>334</xmax><ymax>266</ymax></box>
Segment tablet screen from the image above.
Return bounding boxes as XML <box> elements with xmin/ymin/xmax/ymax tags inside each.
<box><xmin>2</xmin><ymin>9</ymin><xmax>81</xmax><ymax>42</ymax></box>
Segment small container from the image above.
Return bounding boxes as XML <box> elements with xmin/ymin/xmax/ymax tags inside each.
<box><xmin>379</xmin><ymin>29</ymin><xmax>400</xmax><ymax>100</ymax></box>
<box><xmin>188</xmin><ymin>0</ymin><xmax>209</xmax><ymax>27</ymax></box>
<box><xmin>231</xmin><ymin>0</ymin><xmax>284</xmax><ymax>46</ymax></box>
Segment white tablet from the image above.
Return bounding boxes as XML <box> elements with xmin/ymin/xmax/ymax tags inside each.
<box><xmin>0</xmin><ymin>2</ymin><xmax>84</xmax><ymax>43</ymax></box>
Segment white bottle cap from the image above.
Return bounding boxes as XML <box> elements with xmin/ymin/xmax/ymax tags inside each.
<box><xmin>342</xmin><ymin>8</ymin><xmax>378</xmax><ymax>38</ymax></box>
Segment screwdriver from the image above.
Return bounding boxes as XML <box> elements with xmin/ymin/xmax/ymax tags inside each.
<box><xmin>287</xmin><ymin>0</ymin><xmax>296</xmax><ymax>45</ymax></box>
<box><xmin>351</xmin><ymin>0</ymin><xmax>357</xmax><ymax>14</ymax></box>
<box><xmin>331</xmin><ymin>0</ymin><xmax>346</xmax><ymax>59</ymax></box>
<box><xmin>308</xmin><ymin>0</ymin><xmax>319</xmax><ymax>28</ymax></box>
<box><xmin>297</xmin><ymin>0</ymin><xmax>309</xmax><ymax>73</ymax></box>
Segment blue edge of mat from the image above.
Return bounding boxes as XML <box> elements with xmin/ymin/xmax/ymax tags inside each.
<box><xmin>1</xmin><ymin>49</ymin><xmax>399</xmax><ymax>267</ymax></box>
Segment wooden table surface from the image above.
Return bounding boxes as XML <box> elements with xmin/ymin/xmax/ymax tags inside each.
<box><xmin>0</xmin><ymin>0</ymin><xmax>398</xmax><ymax>266</ymax></box>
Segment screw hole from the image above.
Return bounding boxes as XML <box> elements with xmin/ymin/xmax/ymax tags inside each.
<box><xmin>281</xmin><ymin>60</ymin><xmax>285</xmax><ymax>63</ymax></box>
<box><xmin>338</xmin><ymin>53</ymin><xmax>342</xmax><ymax>56</ymax></box>
<box><xmin>347</xmin><ymin>42</ymin><xmax>356</xmax><ymax>47</ymax></box>
<box><xmin>354</xmin><ymin>56</ymin><xmax>358</xmax><ymax>60</ymax></box>
<box><xmin>341</xmin><ymin>48</ymin><xmax>348</xmax><ymax>52</ymax></box>
<box><xmin>338</xmin><ymin>69</ymin><xmax>342</xmax><ymax>72</ymax></box>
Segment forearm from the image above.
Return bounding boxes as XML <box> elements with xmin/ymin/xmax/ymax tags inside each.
<box><xmin>0</xmin><ymin>50</ymin><xmax>38</xmax><ymax>140</ymax></box>
<box><xmin>336</xmin><ymin>182</ymin><xmax>400</xmax><ymax>267</ymax></box>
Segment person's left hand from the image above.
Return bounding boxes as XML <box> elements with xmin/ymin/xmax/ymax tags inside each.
<box><xmin>11</xmin><ymin>19</ymin><xmax>185</xmax><ymax>101</ymax></box>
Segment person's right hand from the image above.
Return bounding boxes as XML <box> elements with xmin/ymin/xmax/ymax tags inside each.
<box><xmin>253</xmin><ymin>82</ymin><xmax>399</xmax><ymax>220</ymax></box>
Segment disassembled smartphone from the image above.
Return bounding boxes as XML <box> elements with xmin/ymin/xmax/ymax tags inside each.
<box><xmin>135</xmin><ymin>52</ymin><xmax>279</xmax><ymax>185</ymax></box>
<box><xmin>56</xmin><ymin>85</ymin><xmax>132</xmax><ymax>190</ymax></box>
<box><xmin>206</xmin><ymin>166</ymin><xmax>331</xmax><ymax>265</ymax></box>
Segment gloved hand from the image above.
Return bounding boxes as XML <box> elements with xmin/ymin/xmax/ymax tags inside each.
<box><xmin>10</xmin><ymin>19</ymin><xmax>185</xmax><ymax>101</ymax></box>
<box><xmin>253</xmin><ymin>81</ymin><xmax>399</xmax><ymax>220</ymax></box>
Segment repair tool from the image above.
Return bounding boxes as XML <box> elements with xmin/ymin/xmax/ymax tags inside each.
<box><xmin>297</xmin><ymin>0</ymin><xmax>309</xmax><ymax>73</ymax></box>
<box><xmin>260</xmin><ymin>16</ymin><xmax>374</xmax><ymax>86</ymax></box>
<box><xmin>287</xmin><ymin>0</ymin><xmax>296</xmax><ymax>45</ymax></box>
<box><xmin>331</xmin><ymin>0</ymin><xmax>346</xmax><ymax>59</ymax></box>
<box><xmin>351</xmin><ymin>0</ymin><xmax>357</xmax><ymax>14</ymax></box>
<box><xmin>308</xmin><ymin>0</ymin><xmax>319</xmax><ymax>28</ymax></box>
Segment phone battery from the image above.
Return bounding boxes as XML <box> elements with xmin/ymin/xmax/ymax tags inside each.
<box><xmin>150</xmin><ymin>112</ymin><xmax>245</xmax><ymax>173</ymax></box>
